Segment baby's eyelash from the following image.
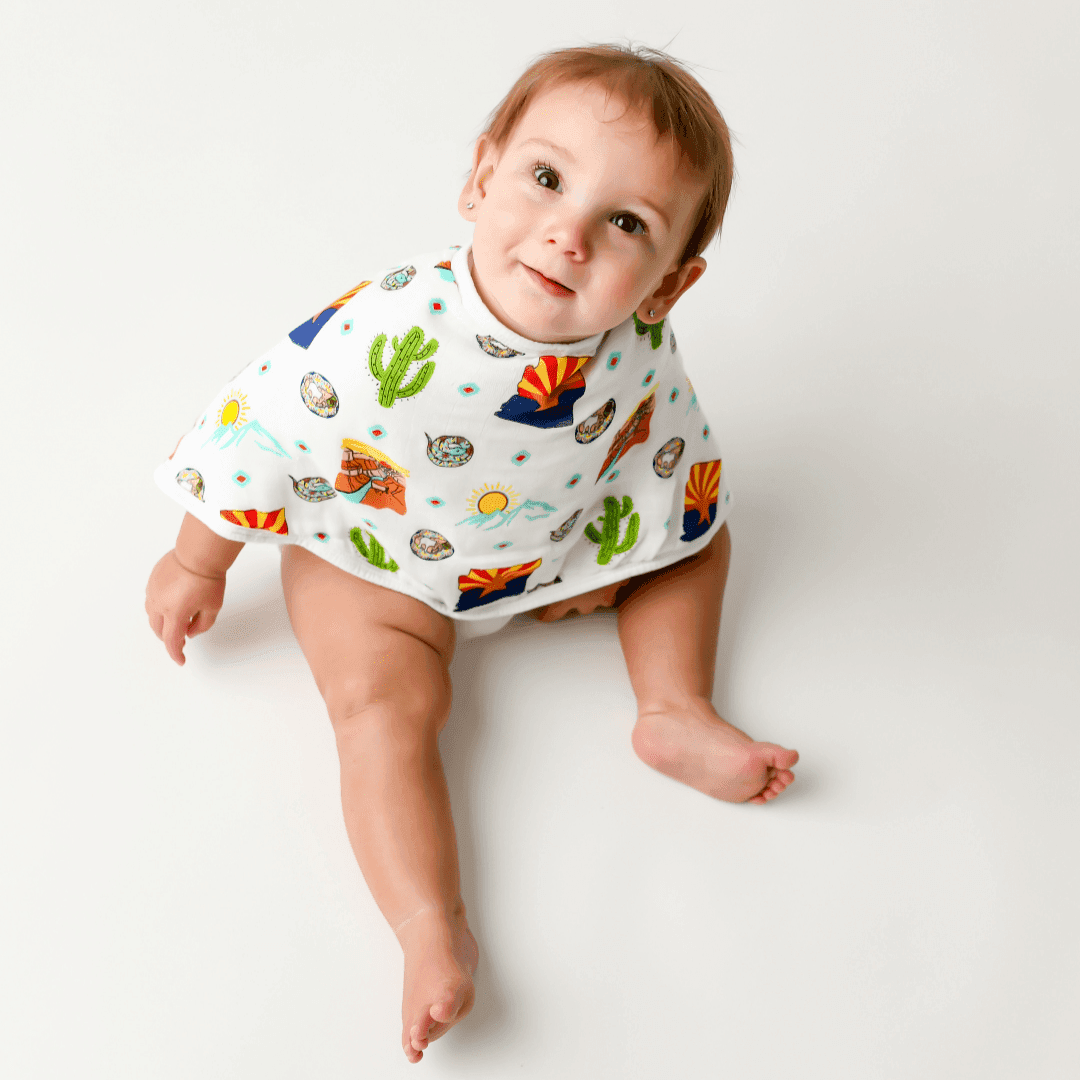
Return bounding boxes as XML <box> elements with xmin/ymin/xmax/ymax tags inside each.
<box><xmin>610</xmin><ymin>212</ymin><xmax>648</xmax><ymax>237</ymax></box>
<box><xmin>532</xmin><ymin>160</ymin><xmax>561</xmax><ymax>190</ymax></box>
<box><xmin>531</xmin><ymin>160</ymin><xmax>647</xmax><ymax>236</ymax></box>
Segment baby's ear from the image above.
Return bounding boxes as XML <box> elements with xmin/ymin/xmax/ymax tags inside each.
<box><xmin>635</xmin><ymin>256</ymin><xmax>707</xmax><ymax>323</ymax></box>
<box><xmin>459</xmin><ymin>134</ymin><xmax>495</xmax><ymax>221</ymax></box>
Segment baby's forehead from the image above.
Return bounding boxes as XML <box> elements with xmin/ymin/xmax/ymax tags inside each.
<box><xmin>509</xmin><ymin>80</ymin><xmax>703</xmax><ymax>181</ymax></box>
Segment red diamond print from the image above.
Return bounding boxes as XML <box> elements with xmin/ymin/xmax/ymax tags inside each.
<box><xmin>515</xmin><ymin>454</ymin><xmax>526</xmax><ymax>462</ymax></box>
<box><xmin>298</xmin><ymin>442</ymin><xmax>308</xmax><ymax>451</ymax></box>
<box><xmin>237</xmin><ymin>474</ymin><xmax>246</xmax><ymax>482</ymax></box>
<box><xmin>372</xmin><ymin>428</ymin><xmax>383</xmax><ymax>436</ymax></box>
<box><xmin>316</xmin><ymin>532</ymin><xmax>327</xmax><ymax>540</ymax></box>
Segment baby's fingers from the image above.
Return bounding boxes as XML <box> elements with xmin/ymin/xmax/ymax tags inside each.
<box><xmin>162</xmin><ymin>615</ymin><xmax>190</xmax><ymax>666</ymax></box>
<box><xmin>187</xmin><ymin>610</ymin><xmax>218</xmax><ymax>638</ymax></box>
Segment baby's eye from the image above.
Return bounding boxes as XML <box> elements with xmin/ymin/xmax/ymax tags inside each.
<box><xmin>611</xmin><ymin>212</ymin><xmax>646</xmax><ymax>236</ymax></box>
<box><xmin>533</xmin><ymin>163</ymin><xmax>562</xmax><ymax>191</ymax></box>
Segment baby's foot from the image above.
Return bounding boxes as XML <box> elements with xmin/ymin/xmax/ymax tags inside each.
<box><xmin>632</xmin><ymin>697</ymin><xmax>798</xmax><ymax>804</ymax></box>
<box><xmin>396</xmin><ymin>906</ymin><xmax>479</xmax><ymax>1064</ymax></box>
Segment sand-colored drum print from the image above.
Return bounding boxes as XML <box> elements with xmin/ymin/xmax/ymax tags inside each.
<box><xmin>425</xmin><ymin>432</ymin><xmax>474</xmax><ymax>468</ymax></box>
<box><xmin>300</xmin><ymin>371</ymin><xmax>339</xmax><ymax>418</ymax></box>
<box><xmin>289</xmin><ymin>475</ymin><xmax>337</xmax><ymax>502</ymax></box>
<box><xmin>550</xmin><ymin>509</ymin><xmax>582</xmax><ymax>542</ymax></box>
<box><xmin>410</xmin><ymin>529</ymin><xmax>454</xmax><ymax>561</ymax></box>
<box><xmin>575</xmin><ymin>398</ymin><xmax>616</xmax><ymax>444</ymax></box>
<box><xmin>652</xmin><ymin>436</ymin><xmax>685</xmax><ymax>478</ymax></box>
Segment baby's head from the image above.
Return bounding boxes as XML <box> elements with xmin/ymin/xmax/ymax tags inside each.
<box><xmin>459</xmin><ymin>44</ymin><xmax>735</xmax><ymax>344</ymax></box>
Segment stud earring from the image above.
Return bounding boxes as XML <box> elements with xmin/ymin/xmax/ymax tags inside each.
<box><xmin>648</xmin><ymin>309</ymin><xmax>656</xmax><ymax>317</ymax></box>
<box><xmin>466</xmin><ymin>202</ymin><xmax>474</xmax><ymax>209</ymax></box>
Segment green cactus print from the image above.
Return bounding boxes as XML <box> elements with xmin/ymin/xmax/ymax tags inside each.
<box><xmin>369</xmin><ymin>326</ymin><xmax>439</xmax><ymax>408</ymax></box>
<box><xmin>349</xmin><ymin>527</ymin><xmax>399</xmax><ymax>572</ymax></box>
<box><xmin>583</xmin><ymin>495</ymin><xmax>640</xmax><ymax>565</ymax></box>
<box><xmin>632</xmin><ymin>312</ymin><xmax>665</xmax><ymax>350</ymax></box>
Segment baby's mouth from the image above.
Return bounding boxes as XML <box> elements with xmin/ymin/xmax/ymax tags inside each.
<box><xmin>524</xmin><ymin>264</ymin><xmax>575</xmax><ymax>297</ymax></box>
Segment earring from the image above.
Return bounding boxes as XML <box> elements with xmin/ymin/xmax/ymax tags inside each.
<box><xmin>648</xmin><ymin>309</ymin><xmax>656</xmax><ymax>317</ymax></box>
<box><xmin>466</xmin><ymin>202</ymin><xmax>474</xmax><ymax>209</ymax></box>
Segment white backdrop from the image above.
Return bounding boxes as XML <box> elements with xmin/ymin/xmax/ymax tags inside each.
<box><xmin>2</xmin><ymin>1</ymin><xmax>1077</xmax><ymax>1077</ymax></box>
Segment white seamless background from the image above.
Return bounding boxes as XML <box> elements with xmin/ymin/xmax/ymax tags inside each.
<box><xmin>1</xmin><ymin>2</ymin><xmax>1077</xmax><ymax>1078</ymax></box>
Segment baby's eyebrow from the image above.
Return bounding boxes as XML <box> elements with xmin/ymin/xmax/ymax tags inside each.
<box><xmin>520</xmin><ymin>137</ymin><xmax>576</xmax><ymax>164</ymax></box>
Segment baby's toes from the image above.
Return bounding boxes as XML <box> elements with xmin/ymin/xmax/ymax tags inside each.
<box><xmin>402</xmin><ymin>1029</ymin><xmax>423</xmax><ymax>1062</ymax></box>
<box><xmin>763</xmin><ymin>773</ymin><xmax>793</xmax><ymax>798</ymax></box>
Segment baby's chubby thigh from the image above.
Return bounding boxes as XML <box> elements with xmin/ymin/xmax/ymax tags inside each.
<box><xmin>280</xmin><ymin>545</ymin><xmax>456</xmax><ymax>735</ymax></box>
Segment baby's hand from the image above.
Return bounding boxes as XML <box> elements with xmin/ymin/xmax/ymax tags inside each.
<box><xmin>145</xmin><ymin>550</ymin><xmax>227</xmax><ymax>666</ymax></box>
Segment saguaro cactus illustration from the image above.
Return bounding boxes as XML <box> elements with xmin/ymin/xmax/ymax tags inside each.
<box><xmin>369</xmin><ymin>326</ymin><xmax>439</xmax><ymax>407</ymax></box>
<box><xmin>632</xmin><ymin>312</ymin><xmax>665</xmax><ymax>350</ymax></box>
<box><xmin>584</xmin><ymin>495</ymin><xmax>640</xmax><ymax>565</ymax></box>
<box><xmin>349</xmin><ymin>527</ymin><xmax>399</xmax><ymax>571</ymax></box>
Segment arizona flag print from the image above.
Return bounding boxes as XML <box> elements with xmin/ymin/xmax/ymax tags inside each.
<box><xmin>289</xmin><ymin>280</ymin><xmax>372</xmax><ymax>348</ymax></box>
<box><xmin>219</xmin><ymin>507</ymin><xmax>289</xmax><ymax>535</ymax></box>
<box><xmin>455</xmin><ymin>559</ymin><xmax>543</xmax><ymax>611</ymax></box>
<box><xmin>495</xmin><ymin>354</ymin><xmax>591</xmax><ymax>428</ymax></box>
<box><xmin>680</xmin><ymin>459</ymin><xmax>722</xmax><ymax>542</ymax></box>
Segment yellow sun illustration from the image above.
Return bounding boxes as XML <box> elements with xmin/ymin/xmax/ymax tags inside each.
<box><xmin>467</xmin><ymin>482</ymin><xmax>520</xmax><ymax>517</ymax></box>
<box><xmin>216</xmin><ymin>389</ymin><xmax>250</xmax><ymax>429</ymax></box>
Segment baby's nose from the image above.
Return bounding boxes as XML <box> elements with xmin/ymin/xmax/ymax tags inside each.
<box><xmin>545</xmin><ymin>209</ymin><xmax>590</xmax><ymax>258</ymax></box>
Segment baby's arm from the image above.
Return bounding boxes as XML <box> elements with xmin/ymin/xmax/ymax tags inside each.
<box><xmin>145</xmin><ymin>513</ymin><xmax>245</xmax><ymax>666</ymax></box>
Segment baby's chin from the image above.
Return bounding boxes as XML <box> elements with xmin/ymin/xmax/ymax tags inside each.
<box><xmin>495</xmin><ymin>294</ymin><xmax>611</xmax><ymax>345</ymax></box>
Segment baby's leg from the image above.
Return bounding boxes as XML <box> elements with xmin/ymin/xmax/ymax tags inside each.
<box><xmin>615</xmin><ymin>524</ymin><xmax>799</xmax><ymax>803</ymax></box>
<box><xmin>280</xmin><ymin>546</ymin><xmax>477</xmax><ymax>1063</ymax></box>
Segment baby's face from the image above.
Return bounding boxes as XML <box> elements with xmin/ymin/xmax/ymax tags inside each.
<box><xmin>461</xmin><ymin>81</ymin><xmax>708</xmax><ymax>343</ymax></box>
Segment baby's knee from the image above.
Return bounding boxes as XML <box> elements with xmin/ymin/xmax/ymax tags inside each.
<box><xmin>323</xmin><ymin>655</ymin><xmax>452</xmax><ymax>742</ymax></box>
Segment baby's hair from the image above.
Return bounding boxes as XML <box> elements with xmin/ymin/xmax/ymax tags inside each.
<box><xmin>480</xmin><ymin>43</ymin><xmax>735</xmax><ymax>265</ymax></box>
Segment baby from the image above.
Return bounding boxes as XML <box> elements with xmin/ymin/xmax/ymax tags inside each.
<box><xmin>145</xmin><ymin>44</ymin><xmax>798</xmax><ymax>1063</ymax></box>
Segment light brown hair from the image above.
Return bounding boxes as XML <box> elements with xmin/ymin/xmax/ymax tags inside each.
<box><xmin>479</xmin><ymin>43</ymin><xmax>735</xmax><ymax>265</ymax></box>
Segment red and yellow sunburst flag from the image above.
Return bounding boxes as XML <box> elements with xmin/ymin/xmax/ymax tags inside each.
<box><xmin>219</xmin><ymin>507</ymin><xmax>289</xmax><ymax>535</ymax></box>
<box><xmin>684</xmin><ymin>459</ymin><xmax>722</xmax><ymax>526</ymax></box>
<box><xmin>517</xmin><ymin>355</ymin><xmax>591</xmax><ymax>410</ymax></box>
<box><xmin>303</xmin><ymin>280</ymin><xmax>372</xmax><ymax>327</ymax></box>
<box><xmin>458</xmin><ymin>560</ymin><xmax>542</xmax><ymax>599</ymax></box>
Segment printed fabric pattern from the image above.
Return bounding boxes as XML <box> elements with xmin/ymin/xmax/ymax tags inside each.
<box><xmin>154</xmin><ymin>245</ymin><xmax>732</xmax><ymax>621</ymax></box>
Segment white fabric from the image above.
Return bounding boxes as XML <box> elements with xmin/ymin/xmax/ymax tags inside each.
<box><xmin>154</xmin><ymin>244</ymin><xmax>731</xmax><ymax>622</ymax></box>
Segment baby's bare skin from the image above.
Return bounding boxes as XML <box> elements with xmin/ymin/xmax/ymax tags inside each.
<box><xmin>145</xmin><ymin>63</ymin><xmax>794</xmax><ymax>1061</ymax></box>
<box><xmin>147</xmin><ymin>516</ymin><xmax>797</xmax><ymax>1062</ymax></box>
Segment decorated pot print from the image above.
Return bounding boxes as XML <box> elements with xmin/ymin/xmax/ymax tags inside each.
<box><xmin>575</xmin><ymin>398</ymin><xmax>616</xmax><ymax>444</ymax></box>
<box><xmin>410</xmin><ymin>529</ymin><xmax>454</xmax><ymax>561</ymax></box>
<box><xmin>176</xmin><ymin>468</ymin><xmax>205</xmax><ymax>501</ymax></box>
<box><xmin>652</xmin><ymin>436</ymin><xmax>685</xmax><ymax>479</ymax></box>
<box><xmin>300</xmin><ymin>371</ymin><xmax>339</xmax><ymax>418</ymax></box>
